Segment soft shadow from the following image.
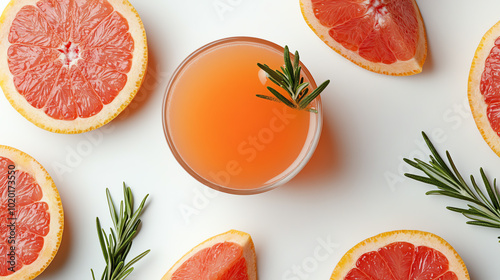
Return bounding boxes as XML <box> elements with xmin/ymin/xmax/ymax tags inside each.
<box><xmin>115</xmin><ymin>42</ymin><xmax>168</xmax><ymax>122</ymax></box>
<box><xmin>420</xmin><ymin>31</ymin><xmax>434</xmax><ymax>75</ymax></box>
<box><xmin>466</xmin><ymin>268</ymin><xmax>478</xmax><ymax>280</ymax></box>
<box><xmin>39</xmin><ymin>204</ymin><xmax>72</xmax><ymax>277</ymax></box>
<box><xmin>289</xmin><ymin>111</ymin><xmax>343</xmax><ymax>187</ymax></box>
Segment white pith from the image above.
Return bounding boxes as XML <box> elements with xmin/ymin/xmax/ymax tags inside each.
<box><xmin>367</xmin><ymin>0</ymin><xmax>389</xmax><ymax>19</ymax></box>
<box><xmin>58</xmin><ymin>41</ymin><xmax>81</xmax><ymax>67</ymax></box>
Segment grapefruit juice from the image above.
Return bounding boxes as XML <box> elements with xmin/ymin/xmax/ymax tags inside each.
<box><xmin>163</xmin><ymin>37</ymin><xmax>322</xmax><ymax>194</ymax></box>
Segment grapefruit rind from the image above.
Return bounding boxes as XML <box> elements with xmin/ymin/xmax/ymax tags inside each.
<box><xmin>0</xmin><ymin>0</ymin><xmax>148</xmax><ymax>134</ymax></box>
<box><xmin>161</xmin><ymin>229</ymin><xmax>257</xmax><ymax>280</ymax></box>
<box><xmin>299</xmin><ymin>0</ymin><xmax>427</xmax><ymax>76</ymax></box>
<box><xmin>468</xmin><ymin>20</ymin><xmax>500</xmax><ymax>157</ymax></box>
<box><xmin>0</xmin><ymin>145</ymin><xmax>64</xmax><ymax>280</ymax></box>
<box><xmin>330</xmin><ymin>230</ymin><xmax>469</xmax><ymax>280</ymax></box>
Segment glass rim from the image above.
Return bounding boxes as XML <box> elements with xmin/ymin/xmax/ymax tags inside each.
<box><xmin>162</xmin><ymin>36</ymin><xmax>323</xmax><ymax>195</ymax></box>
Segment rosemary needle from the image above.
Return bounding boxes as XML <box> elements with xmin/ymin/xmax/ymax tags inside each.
<box><xmin>256</xmin><ymin>45</ymin><xmax>330</xmax><ymax>113</ymax></box>
<box><xmin>404</xmin><ymin>132</ymin><xmax>500</xmax><ymax>241</ymax></box>
<box><xmin>91</xmin><ymin>183</ymin><xmax>150</xmax><ymax>280</ymax></box>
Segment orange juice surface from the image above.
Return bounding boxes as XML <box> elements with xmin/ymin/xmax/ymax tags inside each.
<box><xmin>165</xmin><ymin>38</ymin><xmax>320</xmax><ymax>191</ymax></box>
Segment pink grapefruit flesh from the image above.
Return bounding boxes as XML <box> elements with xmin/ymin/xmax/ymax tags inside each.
<box><xmin>162</xmin><ymin>230</ymin><xmax>257</xmax><ymax>280</ymax></box>
<box><xmin>0</xmin><ymin>0</ymin><xmax>148</xmax><ymax>133</ymax></box>
<box><xmin>330</xmin><ymin>230</ymin><xmax>469</xmax><ymax>280</ymax></box>
<box><xmin>0</xmin><ymin>145</ymin><xmax>63</xmax><ymax>279</ymax></box>
<box><xmin>345</xmin><ymin>242</ymin><xmax>457</xmax><ymax>280</ymax></box>
<box><xmin>300</xmin><ymin>0</ymin><xmax>427</xmax><ymax>75</ymax></box>
<box><xmin>172</xmin><ymin>242</ymin><xmax>248</xmax><ymax>280</ymax></box>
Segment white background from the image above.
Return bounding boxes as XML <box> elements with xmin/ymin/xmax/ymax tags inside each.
<box><xmin>0</xmin><ymin>0</ymin><xmax>499</xmax><ymax>279</ymax></box>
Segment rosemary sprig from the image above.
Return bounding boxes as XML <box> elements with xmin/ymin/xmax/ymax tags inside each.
<box><xmin>404</xmin><ymin>132</ymin><xmax>500</xmax><ymax>241</ymax></box>
<box><xmin>91</xmin><ymin>183</ymin><xmax>150</xmax><ymax>280</ymax></box>
<box><xmin>257</xmin><ymin>46</ymin><xmax>330</xmax><ymax>113</ymax></box>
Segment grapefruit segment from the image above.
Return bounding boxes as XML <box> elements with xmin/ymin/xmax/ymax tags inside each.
<box><xmin>70</xmin><ymin>67</ymin><xmax>104</xmax><ymax>117</ymax></box>
<box><xmin>300</xmin><ymin>0</ymin><xmax>427</xmax><ymax>75</ymax></box>
<box><xmin>330</xmin><ymin>230</ymin><xmax>469</xmax><ymax>280</ymax></box>
<box><xmin>0</xmin><ymin>171</ymin><xmax>43</xmax><ymax>208</ymax></box>
<box><xmin>36</xmin><ymin>0</ymin><xmax>73</xmax><ymax>42</ymax></box>
<box><xmin>358</xmin><ymin>23</ymin><xmax>397</xmax><ymax>64</ymax></box>
<box><xmin>44</xmin><ymin>66</ymin><xmax>77</xmax><ymax>120</ymax></box>
<box><xmin>0</xmin><ymin>145</ymin><xmax>63</xmax><ymax>279</ymax></box>
<box><xmin>329</xmin><ymin>14</ymin><xmax>374</xmax><ymax>52</ymax></box>
<box><xmin>173</xmin><ymin>242</ymin><xmax>247</xmax><ymax>279</ymax></box>
<box><xmin>377</xmin><ymin>242</ymin><xmax>414</xmax><ymax>280</ymax></box>
<box><xmin>81</xmin><ymin>44</ymin><xmax>134</xmax><ymax>73</ymax></box>
<box><xmin>16</xmin><ymin>231</ymin><xmax>45</xmax><ymax>265</ymax></box>
<box><xmin>487</xmin><ymin>102</ymin><xmax>500</xmax><ymax>133</ymax></box>
<box><xmin>0</xmin><ymin>244</ymin><xmax>21</xmax><ymax>275</ymax></box>
<box><xmin>410</xmin><ymin>246</ymin><xmax>449</xmax><ymax>279</ymax></box>
<box><xmin>13</xmin><ymin>60</ymin><xmax>62</xmax><ymax>109</ymax></box>
<box><xmin>162</xmin><ymin>230</ymin><xmax>257</xmax><ymax>280</ymax></box>
<box><xmin>78</xmin><ymin>62</ymin><xmax>128</xmax><ymax>104</ymax></box>
<box><xmin>345</xmin><ymin>268</ymin><xmax>371</xmax><ymax>280</ymax></box>
<box><xmin>385</xmin><ymin>0</ymin><xmax>418</xmax><ymax>60</ymax></box>
<box><xmin>70</xmin><ymin>0</ymin><xmax>114</xmax><ymax>43</ymax></box>
<box><xmin>80</xmin><ymin>11</ymin><xmax>130</xmax><ymax>49</ymax></box>
<box><xmin>8</xmin><ymin>5</ymin><xmax>62</xmax><ymax>48</ymax></box>
<box><xmin>0</xmin><ymin>0</ymin><xmax>148</xmax><ymax>133</ymax></box>
<box><xmin>312</xmin><ymin>0</ymin><xmax>366</xmax><ymax>28</ymax></box>
<box><xmin>437</xmin><ymin>272</ymin><xmax>459</xmax><ymax>280</ymax></box>
<box><xmin>7</xmin><ymin>45</ymin><xmax>60</xmax><ymax>76</ymax></box>
<box><xmin>355</xmin><ymin>251</ymin><xmax>397</xmax><ymax>280</ymax></box>
<box><xmin>17</xmin><ymin>202</ymin><xmax>50</xmax><ymax>236</ymax></box>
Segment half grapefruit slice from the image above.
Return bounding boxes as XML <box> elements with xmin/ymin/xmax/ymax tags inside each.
<box><xmin>0</xmin><ymin>145</ymin><xmax>64</xmax><ymax>279</ymax></box>
<box><xmin>469</xmin><ymin>20</ymin><xmax>500</xmax><ymax>157</ymax></box>
<box><xmin>162</xmin><ymin>230</ymin><xmax>257</xmax><ymax>280</ymax></box>
<box><xmin>0</xmin><ymin>0</ymin><xmax>148</xmax><ymax>133</ymax></box>
<box><xmin>300</xmin><ymin>0</ymin><xmax>427</xmax><ymax>76</ymax></box>
<box><xmin>330</xmin><ymin>230</ymin><xmax>469</xmax><ymax>280</ymax></box>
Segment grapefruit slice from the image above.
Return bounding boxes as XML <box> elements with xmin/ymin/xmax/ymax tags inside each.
<box><xmin>0</xmin><ymin>0</ymin><xmax>148</xmax><ymax>133</ymax></box>
<box><xmin>330</xmin><ymin>230</ymin><xmax>469</xmax><ymax>280</ymax></box>
<box><xmin>162</xmin><ymin>230</ymin><xmax>257</xmax><ymax>280</ymax></box>
<box><xmin>468</xmin><ymin>20</ymin><xmax>500</xmax><ymax>157</ymax></box>
<box><xmin>0</xmin><ymin>145</ymin><xmax>63</xmax><ymax>279</ymax></box>
<box><xmin>300</xmin><ymin>0</ymin><xmax>427</xmax><ymax>76</ymax></box>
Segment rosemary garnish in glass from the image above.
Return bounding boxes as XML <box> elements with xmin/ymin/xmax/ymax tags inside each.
<box><xmin>91</xmin><ymin>183</ymin><xmax>150</xmax><ymax>280</ymax></box>
<box><xmin>404</xmin><ymin>132</ymin><xmax>500</xmax><ymax>241</ymax></box>
<box><xmin>256</xmin><ymin>46</ymin><xmax>330</xmax><ymax>113</ymax></box>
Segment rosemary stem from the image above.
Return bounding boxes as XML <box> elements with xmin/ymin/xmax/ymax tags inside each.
<box><xmin>404</xmin><ymin>132</ymin><xmax>500</xmax><ymax>242</ymax></box>
<box><xmin>91</xmin><ymin>183</ymin><xmax>150</xmax><ymax>280</ymax></box>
